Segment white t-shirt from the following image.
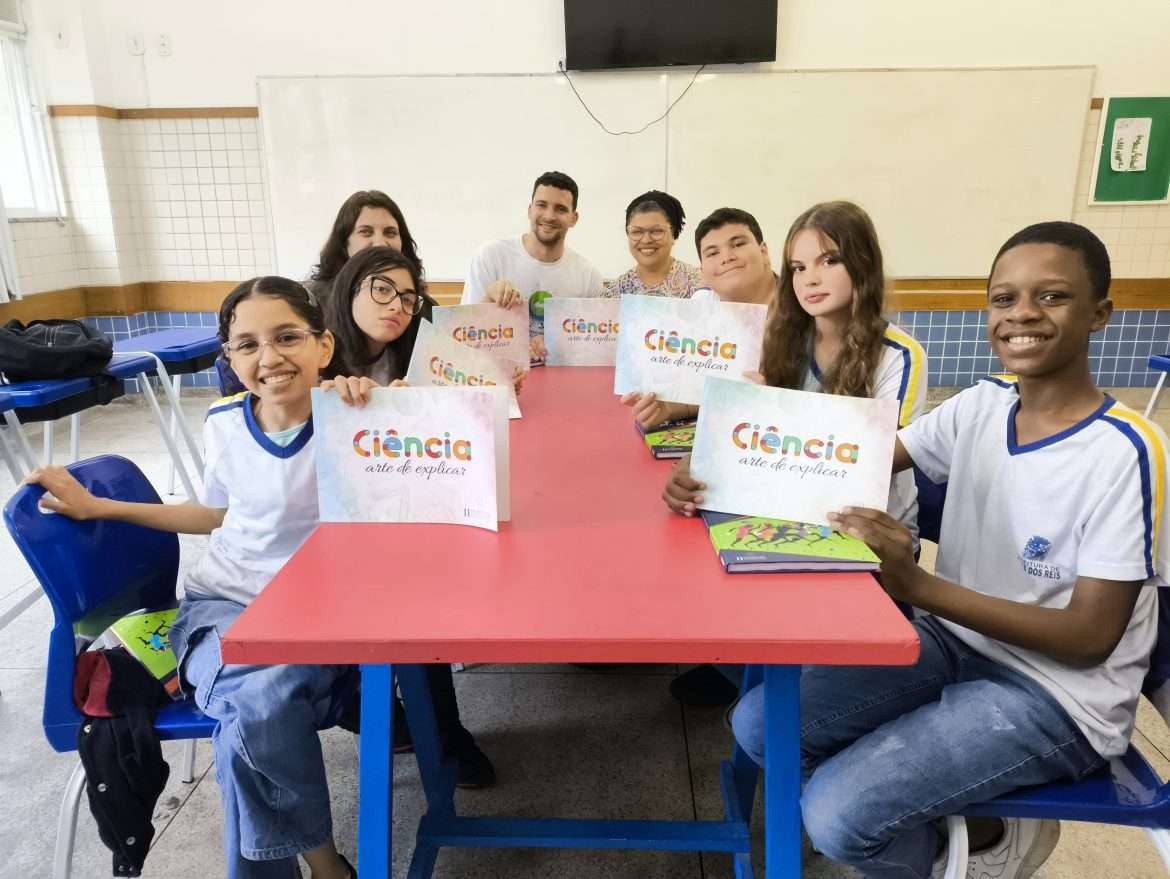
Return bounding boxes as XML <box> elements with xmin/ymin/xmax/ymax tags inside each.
<box><xmin>803</xmin><ymin>321</ymin><xmax>928</xmax><ymax>542</ymax></box>
<box><xmin>183</xmin><ymin>392</ymin><xmax>320</xmax><ymax>606</ymax></box>
<box><xmin>462</xmin><ymin>236</ymin><xmax>603</xmax><ymax>337</ymax></box>
<box><xmin>900</xmin><ymin>377</ymin><xmax>1166</xmax><ymax>757</ymax></box>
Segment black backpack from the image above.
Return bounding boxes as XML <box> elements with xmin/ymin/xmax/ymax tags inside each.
<box><xmin>0</xmin><ymin>319</ymin><xmax>113</xmax><ymax>384</ymax></box>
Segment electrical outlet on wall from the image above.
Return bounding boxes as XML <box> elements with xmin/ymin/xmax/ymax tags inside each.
<box><xmin>156</xmin><ymin>33</ymin><xmax>172</xmax><ymax>57</ymax></box>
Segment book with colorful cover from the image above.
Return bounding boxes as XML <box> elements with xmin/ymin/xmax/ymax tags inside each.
<box><xmin>109</xmin><ymin>607</ymin><xmax>181</xmax><ymax>697</ymax></box>
<box><xmin>700</xmin><ymin>510</ymin><xmax>880</xmax><ymax>574</ymax></box>
<box><xmin>635</xmin><ymin>420</ymin><xmax>696</xmax><ymax>459</ymax></box>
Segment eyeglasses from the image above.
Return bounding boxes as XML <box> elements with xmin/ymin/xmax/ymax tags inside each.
<box><xmin>626</xmin><ymin>226</ymin><xmax>670</xmax><ymax>242</ymax></box>
<box><xmin>222</xmin><ymin>328</ymin><xmax>322</xmax><ymax>359</ymax></box>
<box><xmin>367</xmin><ymin>275</ymin><xmax>424</xmax><ymax>315</ymax></box>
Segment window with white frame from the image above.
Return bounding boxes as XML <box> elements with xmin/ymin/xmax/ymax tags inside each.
<box><xmin>0</xmin><ymin>1</ymin><xmax>61</xmax><ymax>301</ymax></box>
<box><xmin>0</xmin><ymin>23</ymin><xmax>59</xmax><ymax>217</ymax></box>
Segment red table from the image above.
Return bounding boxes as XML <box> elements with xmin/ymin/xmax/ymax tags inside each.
<box><xmin>222</xmin><ymin>367</ymin><xmax>919</xmax><ymax>878</ymax></box>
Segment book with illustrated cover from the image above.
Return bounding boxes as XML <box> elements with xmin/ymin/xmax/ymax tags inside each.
<box><xmin>635</xmin><ymin>420</ymin><xmax>696</xmax><ymax>459</ymax></box>
<box><xmin>700</xmin><ymin>510</ymin><xmax>880</xmax><ymax>574</ymax></box>
<box><xmin>109</xmin><ymin>607</ymin><xmax>181</xmax><ymax>697</ymax></box>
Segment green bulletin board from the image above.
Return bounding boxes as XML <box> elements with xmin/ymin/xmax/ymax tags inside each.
<box><xmin>1091</xmin><ymin>97</ymin><xmax>1170</xmax><ymax>204</ymax></box>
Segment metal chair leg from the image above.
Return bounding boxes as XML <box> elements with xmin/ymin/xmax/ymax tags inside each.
<box><xmin>942</xmin><ymin>815</ymin><xmax>969</xmax><ymax>879</ymax></box>
<box><xmin>1145</xmin><ymin>827</ymin><xmax>1170</xmax><ymax>871</ymax></box>
<box><xmin>69</xmin><ymin>413</ymin><xmax>80</xmax><ymax>463</ymax></box>
<box><xmin>1146</xmin><ymin>373</ymin><xmax>1167</xmax><ymax>418</ymax></box>
<box><xmin>181</xmin><ymin>738</ymin><xmax>197</xmax><ymax>783</ymax></box>
<box><xmin>43</xmin><ymin>419</ymin><xmax>54</xmax><ymax>467</ymax></box>
<box><xmin>53</xmin><ymin>760</ymin><xmax>87</xmax><ymax>879</ymax></box>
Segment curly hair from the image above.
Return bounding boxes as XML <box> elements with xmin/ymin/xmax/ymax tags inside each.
<box><xmin>310</xmin><ymin>190</ymin><xmax>424</xmax><ymax>285</ymax></box>
<box><xmin>760</xmin><ymin>201</ymin><xmax>888</xmax><ymax>399</ymax></box>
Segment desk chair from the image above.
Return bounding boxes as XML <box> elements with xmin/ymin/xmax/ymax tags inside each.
<box><xmin>4</xmin><ymin>455</ymin><xmax>214</xmax><ymax>879</ymax></box>
<box><xmin>910</xmin><ymin>466</ymin><xmax>1170</xmax><ymax>878</ymax></box>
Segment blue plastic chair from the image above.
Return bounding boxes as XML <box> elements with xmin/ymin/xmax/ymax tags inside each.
<box><xmin>4</xmin><ymin>455</ymin><xmax>215</xmax><ymax>879</ymax></box>
<box><xmin>912</xmin><ymin>462</ymin><xmax>1170</xmax><ymax>876</ymax></box>
<box><xmin>1145</xmin><ymin>355</ymin><xmax>1170</xmax><ymax>418</ymax></box>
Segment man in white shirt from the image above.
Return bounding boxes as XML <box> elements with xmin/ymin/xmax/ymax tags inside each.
<box><xmin>461</xmin><ymin>171</ymin><xmax>604</xmax><ymax>358</ymax></box>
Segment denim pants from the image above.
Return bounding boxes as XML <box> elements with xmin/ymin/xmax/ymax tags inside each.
<box><xmin>170</xmin><ymin>595</ymin><xmax>356</xmax><ymax>879</ymax></box>
<box><xmin>730</xmin><ymin>616</ymin><xmax>1104</xmax><ymax>879</ymax></box>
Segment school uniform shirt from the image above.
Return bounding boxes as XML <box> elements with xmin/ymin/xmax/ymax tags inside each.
<box><xmin>462</xmin><ymin>236</ymin><xmax>604</xmax><ymax>337</ymax></box>
<box><xmin>601</xmin><ymin>259</ymin><xmax>702</xmax><ymax>299</ymax></box>
<box><xmin>182</xmin><ymin>392</ymin><xmax>320</xmax><ymax>606</ymax></box>
<box><xmin>900</xmin><ymin>377</ymin><xmax>1167</xmax><ymax>757</ymax></box>
<box><xmin>802</xmin><ymin>322</ymin><xmax>929</xmax><ymax>542</ymax></box>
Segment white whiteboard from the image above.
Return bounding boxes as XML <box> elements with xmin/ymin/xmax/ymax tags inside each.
<box><xmin>258</xmin><ymin>74</ymin><xmax>668</xmax><ymax>281</ymax></box>
<box><xmin>259</xmin><ymin>66</ymin><xmax>1092</xmax><ymax>281</ymax></box>
<box><xmin>664</xmin><ymin>67</ymin><xmax>1093</xmax><ymax>277</ymax></box>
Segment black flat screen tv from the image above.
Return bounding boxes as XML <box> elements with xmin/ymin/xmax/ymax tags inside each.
<box><xmin>564</xmin><ymin>1</ymin><xmax>777</xmax><ymax>71</ymax></box>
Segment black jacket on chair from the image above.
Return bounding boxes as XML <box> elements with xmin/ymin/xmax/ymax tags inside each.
<box><xmin>74</xmin><ymin>649</ymin><xmax>172</xmax><ymax>877</ymax></box>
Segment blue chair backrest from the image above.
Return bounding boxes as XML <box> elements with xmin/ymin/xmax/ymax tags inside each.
<box><xmin>3</xmin><ymin>455</ymin><xmax>180</xmax><ymax>751</ymax></box>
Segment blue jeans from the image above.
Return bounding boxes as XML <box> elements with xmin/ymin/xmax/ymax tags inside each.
<box><xmin>731</xmin><ymin>616</ymin><xmax>1104</xmax><ymax>879</ymax></box>
<box><xmin>170</xmin><ymin>595</ymin><xmax>356</xmax><ymax>879</ymax></box>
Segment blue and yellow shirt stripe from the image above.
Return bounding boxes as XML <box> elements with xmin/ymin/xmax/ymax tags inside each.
<box><xmin>1101</xmin><ymin>403</ymin><xmax>1167</xmax><ymax>579</ymax></box>
<box><xmin>881</xmin><ymin>324</ymin><xmax>927</xmax><ymax>428</ymax></box>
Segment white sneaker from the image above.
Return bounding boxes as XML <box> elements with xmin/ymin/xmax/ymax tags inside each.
<box><xmin>929</xmin><ymin>818</ymin><xmax>1060</xmax><ymax>879</ymax></box>
<box><xmin>966</xmin><ymin>818</ymin><xmax>1061</xmax><ymax>879</ymax></box>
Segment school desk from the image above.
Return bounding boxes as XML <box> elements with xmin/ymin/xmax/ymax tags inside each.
<box><xmin>221</xmin><ymin>367</ymin><xmax>920</xmax><ymax>879</ymax></box>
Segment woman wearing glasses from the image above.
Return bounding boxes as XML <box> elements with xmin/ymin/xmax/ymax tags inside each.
<box><xmin>602</xmin><ymin>190</ymin><xmax>702</xmax><ymax>299</ymax></box>
<box><xmin>319</xmin><ymin>245</ymin><xmax>498</xmax><ymax>790</ymax></box>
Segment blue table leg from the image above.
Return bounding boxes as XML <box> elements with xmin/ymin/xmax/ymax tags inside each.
<box><xmin>764</xmin><ymin>665</ymin><xmax>801</xmax><ymax>878</ymax></box>
<box><xmin>396</xmin><ymin>665</ymin><xmax>455</xmax><ymax>879</ymax></box>
<box><xmin>359</xmin><ymin>663</ymin><xmax>394</xmax><ymax>879</ymax></box>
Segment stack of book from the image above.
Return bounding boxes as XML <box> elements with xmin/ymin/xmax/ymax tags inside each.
<box><xmin>636</xmin><ymin>420</ymin><xmax>696</xmax><ymax>459</ymax></box>
<box><xmin>700</xmin><ymin>511</ymin><xmax>880</xmax><ymax>574</ymax></box>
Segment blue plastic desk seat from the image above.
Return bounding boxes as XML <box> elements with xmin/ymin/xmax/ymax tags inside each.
<box><xmin>963</xmin><ymin>745</ymin><xmax>1170</xmax><ymax>827</ymax></box>
<box><xmin>1150</xmin><ymin>355</ymin><xmax>1170</xmax><ymax>374</ymax></box>
<box><xmin>113</xmin><ymin>328</ymin><xmax>220</xmax><ymax>375</ymax></box>
<box><xmin>1</xmin><ymin>375</ymin><xmax>123</xmax><ymax>423</ymax></box>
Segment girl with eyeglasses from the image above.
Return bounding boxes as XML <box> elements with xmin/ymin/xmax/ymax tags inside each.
<box><xmin>30</xmin><ymin>277</ymin><xmax>367</xmax><ymax>878</ymax></box>
<box><xmin>602</xmin><ymin>190</ymin><xmax>702</xmax><ymax>300</ymax></box>
<box><xmin>318</xmin><ymin>245</ymin><xmax>497</xmax><ymax>789</ymax></box>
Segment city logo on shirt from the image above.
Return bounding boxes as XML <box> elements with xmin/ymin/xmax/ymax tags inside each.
<box><xmin>352</xmin><ymin>429</ymin><xmax>473</xmax><ymax>461</ymax></box>
<box><xmin>731</xmin><ymin>423</ymin><xmax>860</xmax><ymax>464</ymax></box>
<box><xmin>1020</xmin><ymin>535</ymin><xmax>1062</xmax><ymax>580</ymax></box>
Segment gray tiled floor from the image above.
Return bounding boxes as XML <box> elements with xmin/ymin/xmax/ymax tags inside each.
<box><xmin>2</xmin><ymin>389</ymin><xmax>1170</xmax><ymax>878</ymax></box>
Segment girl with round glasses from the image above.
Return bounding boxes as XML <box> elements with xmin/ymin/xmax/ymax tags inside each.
<box><xmin>603</xmin><ymin>190</ymin><xmax>702</xmax><ymax>299</ymax></box>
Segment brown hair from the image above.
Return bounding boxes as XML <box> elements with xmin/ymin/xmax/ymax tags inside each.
<box><xmin>760</xmin><ymin>201</ymin><xmax>887</xmax><ymax>398</ymax></box>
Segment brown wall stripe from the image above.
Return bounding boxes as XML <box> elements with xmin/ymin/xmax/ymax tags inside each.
<box><xmin>48</xmin><ymin>105</ymin><xmax>259</xmax><ymax>120</ymax></box>
<box><xmin>4</xmin><ymin>277</ymin><xmax>1167</xmax><ymax>321</ymax></box>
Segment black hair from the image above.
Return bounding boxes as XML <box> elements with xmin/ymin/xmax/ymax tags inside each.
<box><xmin>322</xmin><ymin>246</ymin><xmax>434</xmax><ymax>380</ymax></box>
<box><xmin>311</xmin><ymin>190</ymin><xmax>424</xmax><ymax>284</ymax></box>
<box><xmin>532</xmin><ymin>171</ymin><xmax>579</xmax><ymax>210</ymax></box>
<box><xmin>217</xmin><ymin>276</ymin><xmax>326</xmax><ymax>343</ymax></box>
<box><xmin>694</xmin><ymin>207</ymin><xmax>765</xmax><ymax>256</ymax></box>
<box><xmin>990</xmin><ymin>221</ymin><xmax>1111</xmax><ymax>300</ymax></box>
<box><xmin>624</xmin><ymin>190</ymin><xmax>686</xmax><ymax>239</ymax></box>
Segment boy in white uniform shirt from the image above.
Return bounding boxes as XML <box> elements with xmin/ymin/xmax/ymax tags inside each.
<box><xmin>719</xmin><ymin>222</ymin><xmax>1167</xmax><ymax>879</ymax></box>
<box><xmin>461</xmin><ymin>171</ymin><xmax>603</xmax><ymax>360</ymax></box>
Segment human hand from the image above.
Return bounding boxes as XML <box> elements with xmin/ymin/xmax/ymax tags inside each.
<box><xmin>388</xmin><ymin>379</ymin><xmax>409</xmax><ymax>388</ymax></box>
<box><xmin>529</xmin><ymin>336</ymin><xmax>547</xmax><ymax>362</ymax></box>
<box><xmin>24</xmin><ymin>466</ymin><xmax>107</xmax><ymax>520</ymax></box>
<box><xmin>742</xmin><ymin>370</ymin><xmax>765</xmax><ymax>386</ymax></box>
<box><xmin>512</xmin><ymin>365</ymin><xmax>527</xmax><ymax>395</ymax></box>
<box><xmin>621</xmin><ymin>391</ymin><xmax>675</xmax><ymax>430</ymax></box>
<box><xmin>320</xmin><ymin>375</ymin><xmax>380</xmax><ymax>407</ymax></box>
<box><xmin>827</xmin><ymin>507</ymin><xmax>921</xmax><ymax>600</ymax></box>
<box><xmin>485</xmin><ymin>280</ymin><xmax>523</xmax><ymax>309</ymax></box>
<box><xmin>661</xmin><ymin>454</ymin><xmax>706</xmax><ymax>517</ymax></box>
